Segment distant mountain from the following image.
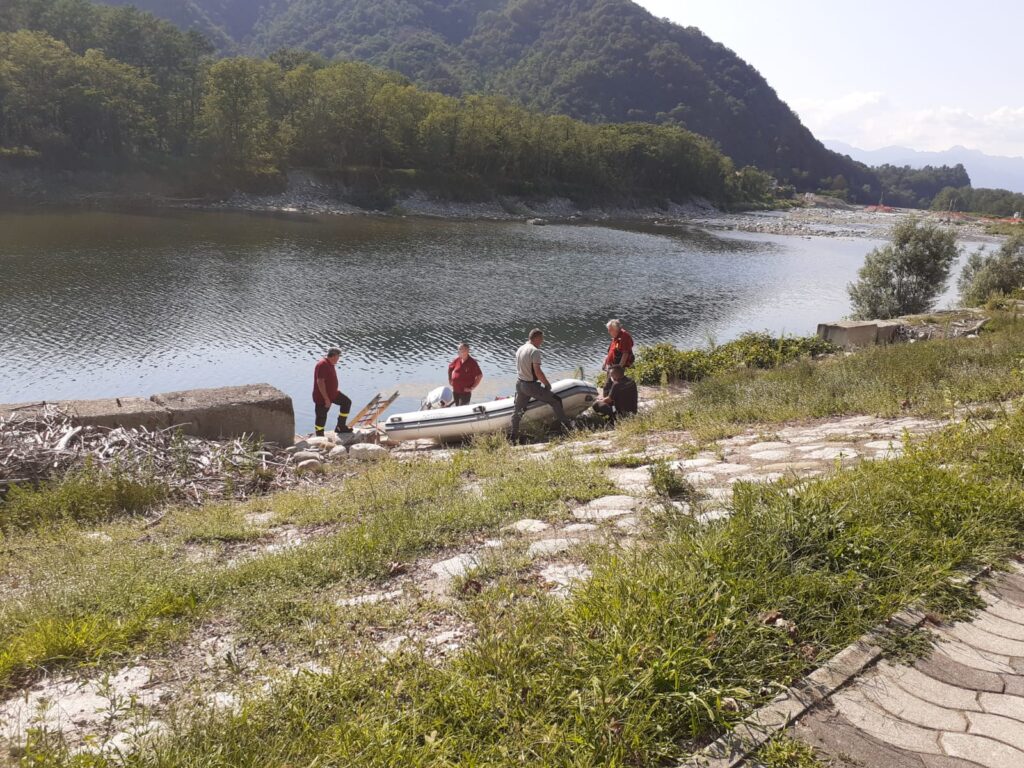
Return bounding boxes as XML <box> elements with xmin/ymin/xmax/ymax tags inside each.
<box><xmin>827</xmin><ymin>141</ymin><xmax>1024</xmax><ymax>194</ymax></box>
<box><xmin>93</xmin><ymin>0</ymin><xmax>878</xmax><ymax>197</ymax></box>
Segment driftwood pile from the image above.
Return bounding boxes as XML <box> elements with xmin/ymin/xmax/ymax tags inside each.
<box><xmin>0</xmin><ymin>406</ymin><xmax>298</xmax><ymax>503</ymax></box>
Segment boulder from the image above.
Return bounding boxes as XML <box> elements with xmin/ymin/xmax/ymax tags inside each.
<box><xmin>328</xmin><ymin>446</ymin><xmax>349</xmax><ymax>460</ymax></box>
<box><xmin>349</xmin><ymin>444</ymin><xmax>389</xmax><ymax>462</ymax></box>
<box><xmin>292</xmin><ymin>451</ymin><xmax>322</xmax><ymax>463</ymax></box>
<box><xmin>296</xmin><ymin>459</ymin><xmax>322</xmax><ymax>473</ymax></box>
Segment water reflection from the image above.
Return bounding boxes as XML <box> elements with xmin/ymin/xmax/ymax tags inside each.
<box><xmin>0</xmin><ymin>209</ymin><xmax>913</xmax><ymax>427</ymax></box>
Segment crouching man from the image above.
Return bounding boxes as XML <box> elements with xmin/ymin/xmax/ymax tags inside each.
<box><xmin>593</xmin><ymin>364</ymin><xmax>638</xmax><ymax>425</ymax></box>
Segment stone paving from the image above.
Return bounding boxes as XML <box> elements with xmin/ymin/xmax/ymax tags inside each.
<box><xmin>787</xmin><ymin>565</ymin><xmax>1024</xmax><ymax>768</ymax></box>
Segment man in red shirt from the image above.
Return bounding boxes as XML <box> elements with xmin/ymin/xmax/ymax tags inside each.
<box><xmin>447</xmin><ymin>342</ymin><xmax>483</xmax><ymax>406</ymax></box>
<box><xmin>312</xmin><ymin>347</ymin><xmax>352</xmax><ymax>436</ymax></box>
<box><xmin>602</xmin><ymin>319</ymin><xmax>634</xmax><ymax>396</ymax></box>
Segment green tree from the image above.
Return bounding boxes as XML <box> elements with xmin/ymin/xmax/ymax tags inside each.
<box><xmin>847</xmin><ymin>219</ymin><xmax>960</xmax><ymax>319</ymax></box>
<box><xmin>958</xmin><ymin>235</ymin><xmax>1024</xmax><ymax>306</ymax></box>
<box><xmin>199</xmin><ymin>57</ymin><xmax>282</xmax><ymax>183</ymax></box>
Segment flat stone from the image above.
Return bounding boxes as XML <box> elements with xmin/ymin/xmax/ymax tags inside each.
<box><xmin>430</xmin><ymin>554</ymin><xmax>479</xmax><ymax>580</ymax></box>
<box><xmin>914</xmin><ymin>652</ymin><xmax>1006</xmax><ymax>693</ymax></box>
<box><xmin>528</xmin><ymin>538</ymin><xmax>579</xmax><ymax>557</ymax></box>
<box><xmin>888</xmin><ymin>664</ymin><xmax>982</xmax><ymax>711</ymax></box>
<box><xmin>292</xmin><ymin>451</ymin><xmax>322</xmax><ymax>462</ymax></box>
<box><xmin>540</xmin><ymin>563</ymin><xmax>592</xmax><ymax>591</ymax></box>
<box><xmin>851</xmin><ymin>677</ymin><xmax>968</xmax><ymax>731</ymax></box>
<box><xmin>831</xmin><ymin>690</ymin><xmax>942</xmax><ymax>753</ymax></box>
<box><xmin>731</xmin><ymin>472</ymin><xmax>785</xmax><ymax>484</ymax></box>
<box><xmin>979</xmin><ymin>691</ymin><xmax>1024</xmax><ymax>722</ymax></box>
<box><xmin>672</xmin><ymin>457</ymin><xmax>718</xmax><ymax>469</ymax></box>
<box><xmin>748</xmin><ymin>450</ymin><xmax>792</xmax><ymax>461</ymax></box>
<box><xmin>614</xmin><ymin>516</ymin><xmax>640</xmax><ymax>532</ymax></box>
<box><xmin>804</xmin><ymin>446</ymin><xmax>860</xmax><ymax>460</ymax></box>
<box><xmin>758</xmin><ymin>460</ymin><xmax>827</xmax><ymax>473</ymax></box>
<box><xmin>296</xmin><ymin>459</ymin><xmax>322</xmax><ymax>472</ymax></box>
<box><xmin>563</xmin><ymin>523</ymin><xmax>598</xmax><ymax>534</ymax></box>
<box><xmin>306</xmin><ymin>436</ymin><xmax>335</xmax><ymax>448</ymax></box>
<box><xmin>683</xmin><ymin>471</ymin><xmax>716</xmax><ymax>484</ymax></box>
<box><xmin>696</xmin><ymin>508</ymin><xmax>731</xmax><ymax>524</ymax></box>
<box><xmin>940</xmin><ymin>732</ymin><xmax>1024</xmax><ymax>768</ymax></box>
<box><xmin>974</xmin><ymin>613</ymin><xmax>1024</xmax><ymax>642</ymax></box>
<box><xmin>945</xmin><ymin>623</ymin><xmax>1024</xmax><ymax>658</ymax></box>
<box><xmin>501</xmin><ymin>519</ymin><xmax>551</xmax><ymax>534</ymax></box>
<box><xmin>606</xmin><ymin>467</ymin><xmax>653</xmax><ymax>494</ymax></box>
<box><xmin>747</xmin><ymin>441</ymin><xmax>791</xmax><ymax>452</ymax></box>
<box><xmin>863</xmin><ymin>440</ymin><xmax>904</xmax><ymax>450</ymax></box>
<box><xmin>934</xmin><ymin>637</ymin><xmax>1015</xmax><ymax>673</ymax></box>
<box><xmin>337</xmin><ymin>589</ymin><xmax>403</xmax><ymax>607</ymax></box>
<box><xmin>573</xmin><ymin>496</ymin><xmax>638</xmax><ymax>521</ymax></box>
<box><xmin>966</xmin><ymin>711</ymin><xmax>1024</xmax><ymax>751</ymax></box>
<box><xmin>704</xmin><ymin>463</ymin><xmax>752</xmax><ymax>475</ymax></box>
<box><xmin>794</xmin><ymin>709</ymin><xmax>926</xmax><ymax>768</ymax></box>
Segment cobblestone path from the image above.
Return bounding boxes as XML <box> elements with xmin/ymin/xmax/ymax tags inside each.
<box><xmin>790</xmin><ymin>565</ymin><xmax>1024</xmax><ymax>768</ymax></box>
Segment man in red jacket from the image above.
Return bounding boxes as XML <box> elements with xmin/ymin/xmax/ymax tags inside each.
<box><xmin>448</xmin><ymin>342</ymin><xmax>483</xmax><ymax>406</ymax></box>
<box><xmin>602</xmin><ymin>319</ymin><xmax>634</xmax><ymax>396</ymax></box>
<box><xmin>312</xmin><ymin>347</ymin><xmax>352</xmax><ymax>436</ymax></box>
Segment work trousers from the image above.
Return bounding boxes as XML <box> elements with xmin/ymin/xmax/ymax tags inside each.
<box><xmin>314</xmin><ymin>391</ymin><xmax>352</xmax><ymax>435</ymax></box>
<box><xmin>509</xmin><ymin>380</ymin><xmax>567</xmax><ymax>438</ymax></box>
<box><xmin>453</xmin><ymin>391</ymin><xmax>472</xmax><ymax>407</ymax></box>
<box><xmin>593</xmin><ymin>401</ymin><xmax>617</xmax><ymax>424</ymax></box>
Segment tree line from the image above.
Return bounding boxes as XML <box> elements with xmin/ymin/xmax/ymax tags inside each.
<box><xmin>0</xmin><ymin>0</ymin><xmax>770</xmax><ymax>206</ymax></box>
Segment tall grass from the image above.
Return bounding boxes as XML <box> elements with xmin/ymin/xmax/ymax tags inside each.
<box><xmin>624</xmin><ymin>312</ymin><xmax>1024</xmax><ymax>442</ymax></box>
<box><xmin>1</xmin><ymin>462</ymin><xmax>167</xmax><ymax>532</ymax></box>
<box><xmin>50</xmin><ymin>408</ymin><xmax>1024</xmax><ymax>767</ymax></box>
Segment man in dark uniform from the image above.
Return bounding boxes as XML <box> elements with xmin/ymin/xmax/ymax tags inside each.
<box><xmin>593</xmin><ymin>364</ymin><xmax>638</xmax><ymax>425</ymax></box>
<box><xmin>312</xmin><ymin>347</ymin><xmax>352</xmax><ymax>436</ymax></box>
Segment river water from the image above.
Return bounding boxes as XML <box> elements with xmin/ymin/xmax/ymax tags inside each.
<box><xmin>0</xmin><ymin>209</ymin><xmax>964</xmax><ymax>429</ymax></box>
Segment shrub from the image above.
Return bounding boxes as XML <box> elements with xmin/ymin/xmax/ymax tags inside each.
<box><xmin>847</xmin><ymin>219</ymin><xmax>960</xmax><ymax>319</ymax></box>
<box><xmin>631</xmin><ymin>333</ymin><xmax>836</xmax><ymax>386</ymax></box>
<box><xmin>0</xmin><ymin>463</ymin><xmax>168</xmax><ymax>531</ymax></box>
<box><xmin>958</xmin><ymin>234</ymin><xmax>1024</xmax><ymax>307</ymax></box>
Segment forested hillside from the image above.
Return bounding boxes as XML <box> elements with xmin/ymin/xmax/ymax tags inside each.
<box><xmin>0</xmin><ymin>0</ymin><xmax>765</xmax><ymax>207</ymax></box>
<box><xmin>91</xmin><ymin>0</ymin><xmax>881</xmax><ymax>199</ymax></box>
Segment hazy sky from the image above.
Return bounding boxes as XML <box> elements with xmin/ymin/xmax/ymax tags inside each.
<box><xmin>633</xmin><ymin>0</ymin><xmax>1024</xmax><ymax>157</ymax></box>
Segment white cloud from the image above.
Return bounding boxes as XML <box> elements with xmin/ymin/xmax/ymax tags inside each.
<box><xmin>791</xmin><ymin>92</ymin><xmax>1024</xmax><ymax>157</ymax></box>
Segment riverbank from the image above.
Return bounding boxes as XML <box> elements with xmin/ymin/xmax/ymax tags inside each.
<box><xmin>3</xmin><ymin>313</ymin><xmax>1024</xmax><ymax>765</ymax></box>
<box><xmin>3</xmin><ymin>166</ymin><xmax>1004</xmax><ymax>242</ymax></box>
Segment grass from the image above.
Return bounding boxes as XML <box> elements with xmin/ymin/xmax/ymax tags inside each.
<box><xmin>0</xmin><ymin>444</ymin><xmax>613</xmax><ymax>693</ymax></box>
<box><xmin>756</xmin><ymin>734</ymin><xmax>829</xmax><ymax>768</ymax></box>
<box><xmin>0</xmin><ymin>462</ymin><xmax>167</xmax><ymax>533</ymax></box>
<box><xmin>23</xmin><ymin>404</ymin><xmax>1024</xmax><ymax>767</ymax></box>
<box><xmin>622</xmin><ymin>311</ymin><xmax>1024</xmax><ymax>443</ymax></box>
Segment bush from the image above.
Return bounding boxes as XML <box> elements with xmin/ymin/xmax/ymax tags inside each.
<box><xmin>847</xmin><ymin>219</ymin><xmax>959</xmax><ymax>319</ymax></box>
<box><xmin>958</xmin><ymin>234</ymin><xmax>1024</xmax><ymax>307</ymax></box>
<box><xmin>631</xmin><ymin>333</ymin><xmax>836</xmax><ymax>386</ymax></box>
<box><xmin>0</xmin><ymin>463</ymin><xmax>168</xmax><ymax>531</ymax></box>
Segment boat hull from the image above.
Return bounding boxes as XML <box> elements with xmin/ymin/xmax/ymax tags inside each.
<box><xmin>382</xmin><ymin>379</ymin><xmax>598</xmax><ymax>443</ymax></box>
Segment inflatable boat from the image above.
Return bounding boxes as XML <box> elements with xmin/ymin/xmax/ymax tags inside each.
<box><xmin>382</xmin><ymin>379</ymin><xmax>599</xmax><ymax>443</ymax></box>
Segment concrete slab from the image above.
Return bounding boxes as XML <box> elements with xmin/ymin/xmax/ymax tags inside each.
<box><xmin>152</xmin><ymin>384</ymin><xmax>294</xmax><ymax>446</ymax></box>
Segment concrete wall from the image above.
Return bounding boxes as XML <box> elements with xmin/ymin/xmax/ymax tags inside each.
<box><xmin>0</xmin><ymin>384</ymin><xmax>294</xmax><ymax>446</ymax></box>
<box><xmin>817</xmin><ymin>321</ymin><xmax>902</xmax><ymax>349</ymax></box>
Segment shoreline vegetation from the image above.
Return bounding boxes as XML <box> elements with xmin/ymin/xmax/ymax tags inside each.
<box><xmin>4</xmin><ymin>312</ymin><xmax>1024</xmax><ymax>765</ymax></box>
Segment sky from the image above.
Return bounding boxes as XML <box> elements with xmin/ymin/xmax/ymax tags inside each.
<box><xmin>633</xmin><ymin>0</ymin><xmax>1024</xmax><ymax>158</ymax></box>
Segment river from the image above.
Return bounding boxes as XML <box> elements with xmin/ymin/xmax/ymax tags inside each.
<box><xmin>0</xmin><ymin>209</ymin><xmax>966</xmax><ymax>429</ymax></box>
